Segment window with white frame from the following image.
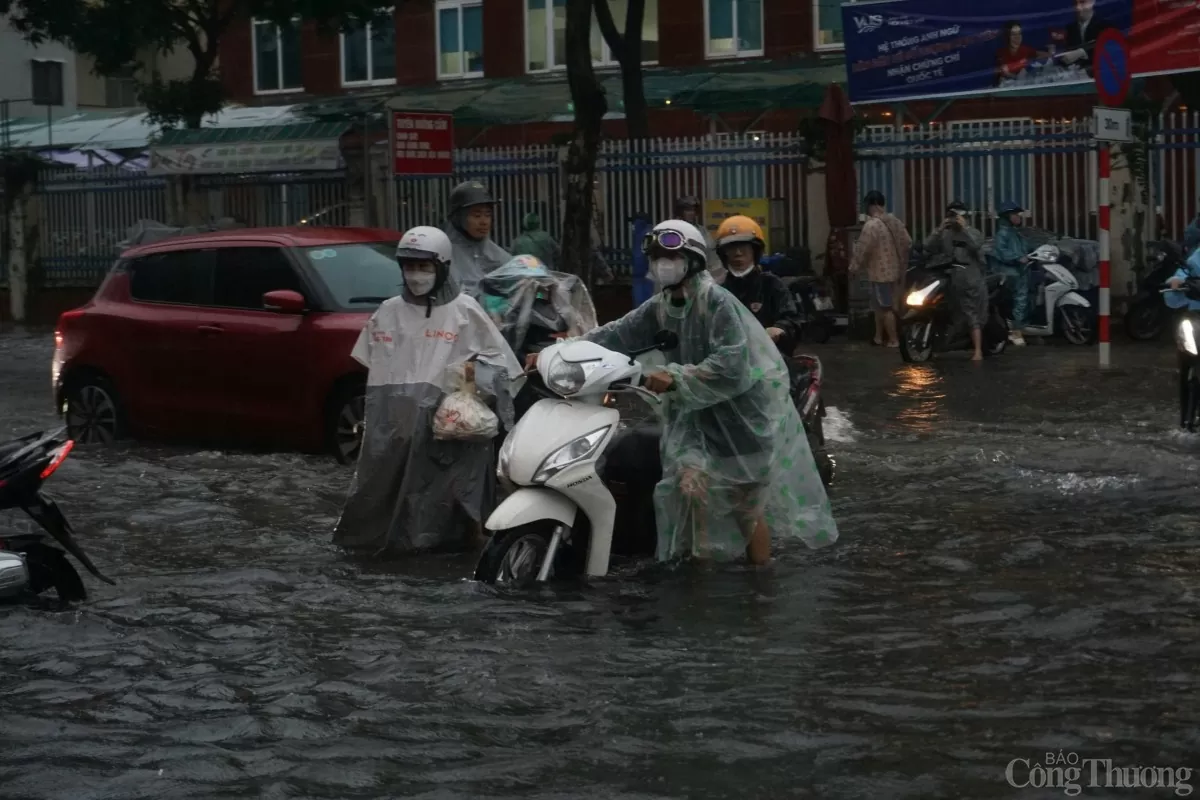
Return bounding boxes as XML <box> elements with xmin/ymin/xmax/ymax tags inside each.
<box><xmin>705</xmin><ymin>0</ymin><xmax>763</xmax><ymax>58</ymax></box>
<box><xmin>342</xmin><ymin>11</ymin><xmax>397</xmax><ymax>85</ymax></box>
<box><xmin>437</xmin><ymin>0</ymin><xmax>483</xmax><ymax>78</ymax></box>
<box><xmin>815</xmin><ymin>0</ymin><xmax>859</xmax><ymax>50</ymax></box>
<box><xmin>526</xmin><ymin>0</ymin><xmax>658</xmax><ymax>73</ymax></box>
<box><xmin>253</xmin><ymin>19</ymin><xmax>303</xmax><ymax>94</ymax></box>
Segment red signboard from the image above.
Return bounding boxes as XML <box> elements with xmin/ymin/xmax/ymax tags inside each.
<box><xmin>1131</xmin><ymin>0</ymin><xmax>1200</xmax><ymax>77</ymax></box>
<box><xmin>392</xmin><ymin>111</ymin><xmax>454</xmax><ymax>176</ymax></box>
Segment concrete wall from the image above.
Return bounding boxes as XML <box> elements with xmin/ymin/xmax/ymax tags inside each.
<box><xmin>1</xmin><ymin>14</ymin><xmax>77</xmax><ymax>119</ymax></box>
<box><xmin>76</xmin><ymin>48</ymin><xmax>197</xmax><ymax>110</ymax></box>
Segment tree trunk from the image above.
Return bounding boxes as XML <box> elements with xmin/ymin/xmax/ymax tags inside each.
<box><xmin>595</xmin><ymin>0</ymin><xmax>649</xmax><ymax>139</ymax></box>
<box><xmin>7</xmin><ymin>191</ymin><xmax>27</xmax><ymax>324</ymax></box>
<box><xmin>621</xmin><ymin>55</ymin><xmax>650</xmax><ymax>140</ymax></box>
<box><xmin>562</xmin><ymin>0</ymin><xmax>608</xmax><ymax>284</ymax></box>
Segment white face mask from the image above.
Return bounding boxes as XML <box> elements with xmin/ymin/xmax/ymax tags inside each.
<box><xmin>404</xmin><ymin>271</ymin><xmax>437</xmax><ymax>296</ymax></box>
<box><xmin>729</xmin><ymin>264</ymin><xmax>756</xmax><ymax>278</ymax></box>
<box><xmin>651</xmin><ymin>257</ymin><xmax>688</xmax><ymax>288</ymax></box>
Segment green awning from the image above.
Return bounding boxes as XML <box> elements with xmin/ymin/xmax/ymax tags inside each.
<box><xmin>154</xmin><ymin>121</ymin><xmax>352</xmax><ymax>146</ymax></box>
<box><xmin>383</xmin><ymin>59</ymin><xmax>847</xmax><ymax>125</ymax></box>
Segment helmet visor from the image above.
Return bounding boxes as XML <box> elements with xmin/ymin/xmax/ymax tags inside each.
<box><xmin>642</xmin><ymin>229</ymin><xmax>687</xmax><ymax>254</ymax></box>
<box><xmin>396</xmin><ymin>247</ymin><xmax>441</xmax><ymax>263</ymax></box>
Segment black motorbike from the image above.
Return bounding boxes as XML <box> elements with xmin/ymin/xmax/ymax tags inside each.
<box><xmin>899</xmin><ymin>263</ymin><xmax>1012</xmax><ymax>363</ymax></box>
<box><xmin>1172</xmin><ymin>279</ymin><xmax>1200</xmax><ymax>431</ymax></box>
<box><xmin>761</xmin><ymin>251</ymin><xmax>836</xmax><ymax>343</ymax></box>
<box><xmin>1126</xmin><ymin>240</ymin><xmax>1185</xmax><ymax>341</ymax></box>
<box><xmin>0</xmin><ymin>429</ymin><xmax>113</xmax><ymax>604</ymax></box>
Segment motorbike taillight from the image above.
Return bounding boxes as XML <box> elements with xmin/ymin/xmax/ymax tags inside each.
<box><xmin>40</xmin><ymin>440</ymin><xmax>75</xmax><ymax>480</ymax></box>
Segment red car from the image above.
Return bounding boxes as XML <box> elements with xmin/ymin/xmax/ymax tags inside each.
<box><xmin>52</xmin><ymin>227</ymin><xmax>404</xmax><ymax>463</ymax></box>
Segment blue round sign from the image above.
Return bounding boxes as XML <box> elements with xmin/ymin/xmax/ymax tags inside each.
<box><xmin>1095</xmin><ymin>29</ymin><xmax>1131</xmax><ymax>107</ymax></box>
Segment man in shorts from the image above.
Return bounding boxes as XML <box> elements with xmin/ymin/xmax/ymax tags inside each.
<box><xmin>850</xmin><ymin>190</ymin><xmax>913</xmax><ymax>347</ymax></box>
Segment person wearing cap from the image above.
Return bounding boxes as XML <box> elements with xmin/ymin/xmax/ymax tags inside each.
<box><xmin>674</xmin><ymin>195</ymin><xmax>725</xmax><ymax>281</ymax></box>
<box><xmin>989</xmin><ymin>201</ymin><xmax>1032</xmax><ymax>345</ymax></box>
<box><xmin>924</xmin><ymin>201</ymin><xmax>988</xmax><ymax>361</ymax></box>
<box><xmin>849</xmin><ymin>190</ymin><xmax>912</xmax><ymax>347</ymax></box>
<box><xmin>713</xmin><ymin>214</ymin><xmax>803</xmax><ymax>357</ymax></box>
<box><xmin>445</xmin><ymin>180</ymin><xmax>512</xmax><ymax>295</ymax></box>
<box><xmin>509</xmin><ymin>211</ymin><xmax>560</xmax><ymax>269</ymax></box>
<box><xmin>525</xmin><ymin>218</ymin><xmax>838</xmax><ymax>567</ymax></box>
<box><xmin>334</xmin><ymin>225</ymin><xmax>521</xmax><ymax>556</ymax></box>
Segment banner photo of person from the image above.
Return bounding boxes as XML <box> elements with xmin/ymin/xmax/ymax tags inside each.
<box><xmin>842</xmin><ymin>0</ymin><xmax>1133</xmax><ymax>104</ymax></box>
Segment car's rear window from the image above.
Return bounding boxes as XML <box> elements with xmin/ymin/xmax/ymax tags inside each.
<box><xmin>301</xmin><ymin>242</ymin><xmax>403</xmax><ymax>308</ymax></box>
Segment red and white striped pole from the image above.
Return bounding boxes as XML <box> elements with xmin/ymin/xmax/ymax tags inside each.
<box><xmin>1098</xmin><ymin>143</ymin><xmax>1111</xmax><ymax>367</ymax></box>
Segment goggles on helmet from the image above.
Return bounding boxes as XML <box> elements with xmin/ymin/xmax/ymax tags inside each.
<box><xmin>641</xmin><ymin>228</ymin><xmax>692</xmax><ymax>254</ymax></box>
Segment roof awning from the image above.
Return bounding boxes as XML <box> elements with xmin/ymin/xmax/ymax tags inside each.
<box><xmin>381</xmin><ymin>58</ymin><xmax>847</xmax><ymax>126</ymax></box>
<box><xmin>147</xmin><ymin>121</ymin><xmax>352</xmax><ymax>175</ymax></box>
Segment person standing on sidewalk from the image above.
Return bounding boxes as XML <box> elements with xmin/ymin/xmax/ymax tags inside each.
<box><xmin>849</xmin><ymin>190</ymin><xmax>912</xmax><ymax>347</ymax></box>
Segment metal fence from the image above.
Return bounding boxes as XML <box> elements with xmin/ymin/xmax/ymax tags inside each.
<box><xmin>855</xmin><ymin>117</ymin><xmax>1098</xmax><ymax>242</ymax></box>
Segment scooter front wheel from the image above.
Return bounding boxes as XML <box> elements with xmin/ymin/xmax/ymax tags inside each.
<box><xmin>899</xmin><ymin>321</ymin><xmax>935</xmax><ymax>363</ymax></box>
<box><xmin>474</xmin><ymin>523</ymin><xmax>557</xmax><ymax>588</ymax></box>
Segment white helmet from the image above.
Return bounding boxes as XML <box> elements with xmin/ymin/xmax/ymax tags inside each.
<box><xmin>642</xmin><ymin>219</ymin><xmax>709</xmax><ymax>269</ymax></box>
<box><xmin>396</xmin><ymin>225</ymin><xmax>453</xmax><ymax>266</ymax></box>
<box><xmin>1030</xmin><ymin>244</ymin><xmax>1060</xmax><ymax>263</ymax></box>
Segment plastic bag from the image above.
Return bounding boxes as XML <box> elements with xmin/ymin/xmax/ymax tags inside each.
<box><xmin>432</xmin><ymin>361</ymin><xmax>500</xmax><ymax>442</ymax></box>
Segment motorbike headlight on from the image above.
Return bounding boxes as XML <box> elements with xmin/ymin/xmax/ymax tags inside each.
<box><xmin>907</xmin><ymin>280</ymin><xmax>942</xmax><ymax>307</ymax></box>
<box><xmin>533</xmin><ymin>426</ymin><xmax>611</xmax><ymax>484</ymax></box>
<box><xmin>1178</xmin><ymin>318</ymin><xmax>1198</xmax><ymax>356</ymax></box>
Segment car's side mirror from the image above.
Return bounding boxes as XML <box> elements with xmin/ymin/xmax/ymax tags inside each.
<box><xmin>263</xmin><ymin>289</ymin><xmax>306</xmax><ymax>314</ymax></box>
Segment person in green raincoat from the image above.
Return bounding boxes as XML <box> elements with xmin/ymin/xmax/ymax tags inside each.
<box><xmin>988</xmin><ymin>200</ymin><xmax>1032</xmax><ymax>346</ymax></box>
<box><xmin>528</xmin><ymin>219</ymin><xmax>839</xmax><ymax>565</ymax></box>
<box><xmin>509</xmin><ymin>212</ymin><xmax>560</xmax><ymax>269</ymax></box>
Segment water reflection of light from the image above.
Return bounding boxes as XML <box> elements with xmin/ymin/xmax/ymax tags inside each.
<box><xmin>892</xmin><ymin>366</ymin><xmax>946</xmax><ymax>433</ymax></box>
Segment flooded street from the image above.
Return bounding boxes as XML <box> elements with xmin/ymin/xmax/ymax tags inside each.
<box><xmin>2</xmin><ymin>329</ymin><xmax>1198</xmax><ymax>799</ymax></box>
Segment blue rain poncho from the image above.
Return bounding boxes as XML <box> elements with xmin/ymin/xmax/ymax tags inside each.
<box><xmin>474</xmin><ymin>255</ymin><xmax>598</xmax><ymax>352</ymax></box>
<box><xmin>583</xmin><ymin>272</ymin><xmax>839</xmax><ymax>561</ymax></box>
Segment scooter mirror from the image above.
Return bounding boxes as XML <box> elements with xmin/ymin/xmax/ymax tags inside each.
<box><xmin>653</xmin><ymin>330</ymin><xmax>680</xmax><ymax>351</ymax></box>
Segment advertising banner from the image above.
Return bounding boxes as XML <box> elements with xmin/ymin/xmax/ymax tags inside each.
<box><xmin>392</xmin><ymin>111</ymin><xmax>454</xmax><ymax>176</ymax></box>
<box><xmin>1131</xmin><ymin>0</ymin><xmax>1200</xmax><ymax>77</ymax></box>
<box><xmin>842</xmin><ymin>0</ymin><xmax>1134</xmax><ymax>104</ymax></box>
<box><xmin>148</xmin><ymin>140</ymin><xmax>343</xmax><ymax>175</ymax></box>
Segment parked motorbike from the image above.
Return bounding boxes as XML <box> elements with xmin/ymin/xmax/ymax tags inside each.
<box><xmin>1167</xmin><ymin>279</ymin><xmax>1200</xmax><ymax>431</ymax></box>
<box><xmin>761</xmin><ymin>251</ymin><xmax>836</xmax><ymax>343</ymax></box>
<box><xmin>1125</xmin><ymin>240</ymin><xmax>1185</xmax><ymax>341</ymax></box>
<box><xmin>1020</xmin><ymin>244</ymin><xmax>1095</xmax><ymax>345</ymax></box>
<box><xmin>0</xmin><ymin>429</ymin><xmax>113</xmax><ymax>603</ymax></box>
<box><xmin>790</xmin><ymin>355</ymin><xmax>834</xmax><ymax>487</ymax></box>
<box><xmin>473</xmin><ymin>332</ymin><xmax>833</xmax><ymax>587</ymax></box>
<box><xmin>899</xmin><ymin>264</ymin><xmax>1011</xmax><ymax>363</ymax></box>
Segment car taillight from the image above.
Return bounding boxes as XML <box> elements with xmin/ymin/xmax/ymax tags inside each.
<box><xmin>40</xmin><ymin>440</ymin><xmax>75</xmax><ymax>480</ymax></box>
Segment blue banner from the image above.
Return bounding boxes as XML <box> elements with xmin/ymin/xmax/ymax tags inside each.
<box><xmin>842</xmin><ymin>0</ymin><xmax>1133</xmax><ymax>104</ymax></box>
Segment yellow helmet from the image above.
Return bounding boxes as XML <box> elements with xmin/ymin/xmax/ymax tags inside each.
<box><xmin>715</xmin><ymin>215</ymin><xmax>764</xmax><ymax>251</ymax></box>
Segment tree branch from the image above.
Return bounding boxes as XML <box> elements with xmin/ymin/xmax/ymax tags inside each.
<box><xmin>593</xmin><ymin>0</ymin><xmax>624</xmax><ymax>63</ymax></box>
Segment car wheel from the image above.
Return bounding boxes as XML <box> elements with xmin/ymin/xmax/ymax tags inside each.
<box><xmin>327</xmin><ymin>382</ymin><xmax>366</xmax><ymax>465</ymax></box>
<box><xmin>64</xmin><ymin>373</ymin><xmax>125</xmax><ymax>445</ymax></box>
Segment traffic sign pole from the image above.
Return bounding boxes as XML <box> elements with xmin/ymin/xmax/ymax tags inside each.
<box><xmin>1099</xmin><ymin>144</ymin><xmax>1111</xmax><ymax>368</ymax></box>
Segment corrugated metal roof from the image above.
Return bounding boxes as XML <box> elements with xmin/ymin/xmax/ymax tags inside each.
<box><xmin>155</xmin><ymin>121</ymin><xmax>351</xmax><ymax>146</ymax></box>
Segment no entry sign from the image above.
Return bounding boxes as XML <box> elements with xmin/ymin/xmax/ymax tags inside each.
<box><xmin>392</xmin><ymin>111</ymin><xmax>454</xmax><ymax>176</ymax></box>
<box><xmin>1095</xmin><ymin>29</ymin><xmax>1132</xmax><ymax>108</ymax></box>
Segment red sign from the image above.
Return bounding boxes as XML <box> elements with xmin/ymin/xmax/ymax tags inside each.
<box><xmin>1131</xmin><ymin>0</ymin><xmax>1200</xmax><ymax>77</ymax></box>
<box><xmin>392</xmin><ymin>111</ymin><xmax>454</xmax><ymax>176</ymax></box>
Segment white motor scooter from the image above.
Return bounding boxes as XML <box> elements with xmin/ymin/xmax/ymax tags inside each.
<box><xmin>473</xmin><ymin>332</ymin><xmax>677</xmax><ymax>587</ymax></box>
<box><xmin>1020</xmin><ymin>243</ymin><xmax>1095</xmax><ymax>345</ymax></box>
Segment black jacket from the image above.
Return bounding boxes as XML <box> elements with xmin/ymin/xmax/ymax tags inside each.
<box><xmin>723</xmin><ymin>268</ymin><xmax>803</xmax><ymax>356</ymax></box>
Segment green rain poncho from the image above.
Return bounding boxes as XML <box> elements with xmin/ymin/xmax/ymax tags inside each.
<box><xmin>583</xmin><ymin>272</ymin><xmax>839</xmax><ymax>561</ymax></box>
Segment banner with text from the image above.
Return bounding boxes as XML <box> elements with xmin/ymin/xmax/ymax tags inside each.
<box><xmin>1131</xmin><ymin>0</ymin><xmax>1200</xmax><ymax>76</ymax></box>
<box><xmin>842</xmin><ymin>0</ymin><xmax>1133</xmax><ymax>104</ymax></box>
<box><xmin>392</xmin><ymin>111</ymin><xmax>454</xmax><ymax>176</ymax></box>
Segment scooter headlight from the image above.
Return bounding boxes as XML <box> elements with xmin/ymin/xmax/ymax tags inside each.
<box><xmin>906</xmin><ymin>280</ymin><xmax>942</xmax><ymax>307</ymax></box>
<box><xmin>533</xmin><ymin>426</ymin><xmax>611</xmax><ymax>484</ymax></box>
<box><xmin>546</xmin><ymin>357</ymin><xmax>589</xmax><ymax>396</ymax></box>
<box><xmin>1178</xmin><ymin>319</ymin><xmax>1198</xmax><ymax>356</ymax></box>
<box><xmin>497</xmin><ymin>433</ymin><xmax>516</xmax><ymax>480</ymax></box>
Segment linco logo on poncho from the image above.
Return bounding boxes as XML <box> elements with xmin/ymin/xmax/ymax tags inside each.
<box><xmin>425</xmin><ymin>329</ymin><xmax>459</xmax><ymax>343</ymax></box>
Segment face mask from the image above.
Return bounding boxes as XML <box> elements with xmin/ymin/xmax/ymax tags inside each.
<box><xmin>651</xmin><ymin>257</ymin><xmax>687</xmax><ymax>288</ymax></box>
<box><xmin>729</xmin><ymin>264</ymin><xmax>755</xmax><ymax>278</ymax></box>
<box><xmin>404</xmin><ymin>272</ymin><xmax>436</xmax><ymax>296</ymax></box>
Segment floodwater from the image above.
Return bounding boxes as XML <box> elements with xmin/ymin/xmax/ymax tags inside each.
<box><xmin>2</xmin><ymin>329</ymin><xmax>1199</xmax><ymax>799</ymax></box>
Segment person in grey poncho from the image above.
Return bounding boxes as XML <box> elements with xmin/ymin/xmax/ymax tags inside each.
<box><xmin>445</xmin><ymin>181</ymin><xmax>511</xmax><ymax>295</ymax></box>
<box><xmin>333</xmin><ymin>225</ymin><xmax>522</xmax><ymax>556</ymax></box>
<box><xmin>924</xmin><ymin>200</ymin><xmax>988</xmax><ymax>361</ymax></box>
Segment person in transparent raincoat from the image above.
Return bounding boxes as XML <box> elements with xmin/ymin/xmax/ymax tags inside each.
<box><xmin>333</xmin><ymin>226</ymin><xmax>522</xmax><ymax>556</ymax></box>
<box><xmin>578</xmin><ymin>219</ymin><xmax>838</xmax><ymax>565</ymax></box>
<box><xmin>444</xmin><ymin>181</ymin><xmax>511</xmax><ymax>295</ymax></box>
<box><xmin>475</xmin><ymin>254</ymin><xmax>599</xmax><ymax>354</ymax></box>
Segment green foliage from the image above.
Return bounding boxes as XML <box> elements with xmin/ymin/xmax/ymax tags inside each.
<box><xmin>0</xmin><ymin>0</ymin><xmax>400</xmax><ymax>129</ymax></box>
<box><xmin>797</xmin><ymin>114</ymin><xmax>869</xmax><ymax>164</ymax></box>
<box><xmin>1116</xmin><ymin>93</ymin><xmax>1162</xmax><ymax>208</ymax></box>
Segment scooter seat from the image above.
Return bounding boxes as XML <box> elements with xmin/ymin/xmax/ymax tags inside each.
<box><xmin>602</xmin><ymin>424</ymin><xmax>663</xmax><ymax>485</ymax></box>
